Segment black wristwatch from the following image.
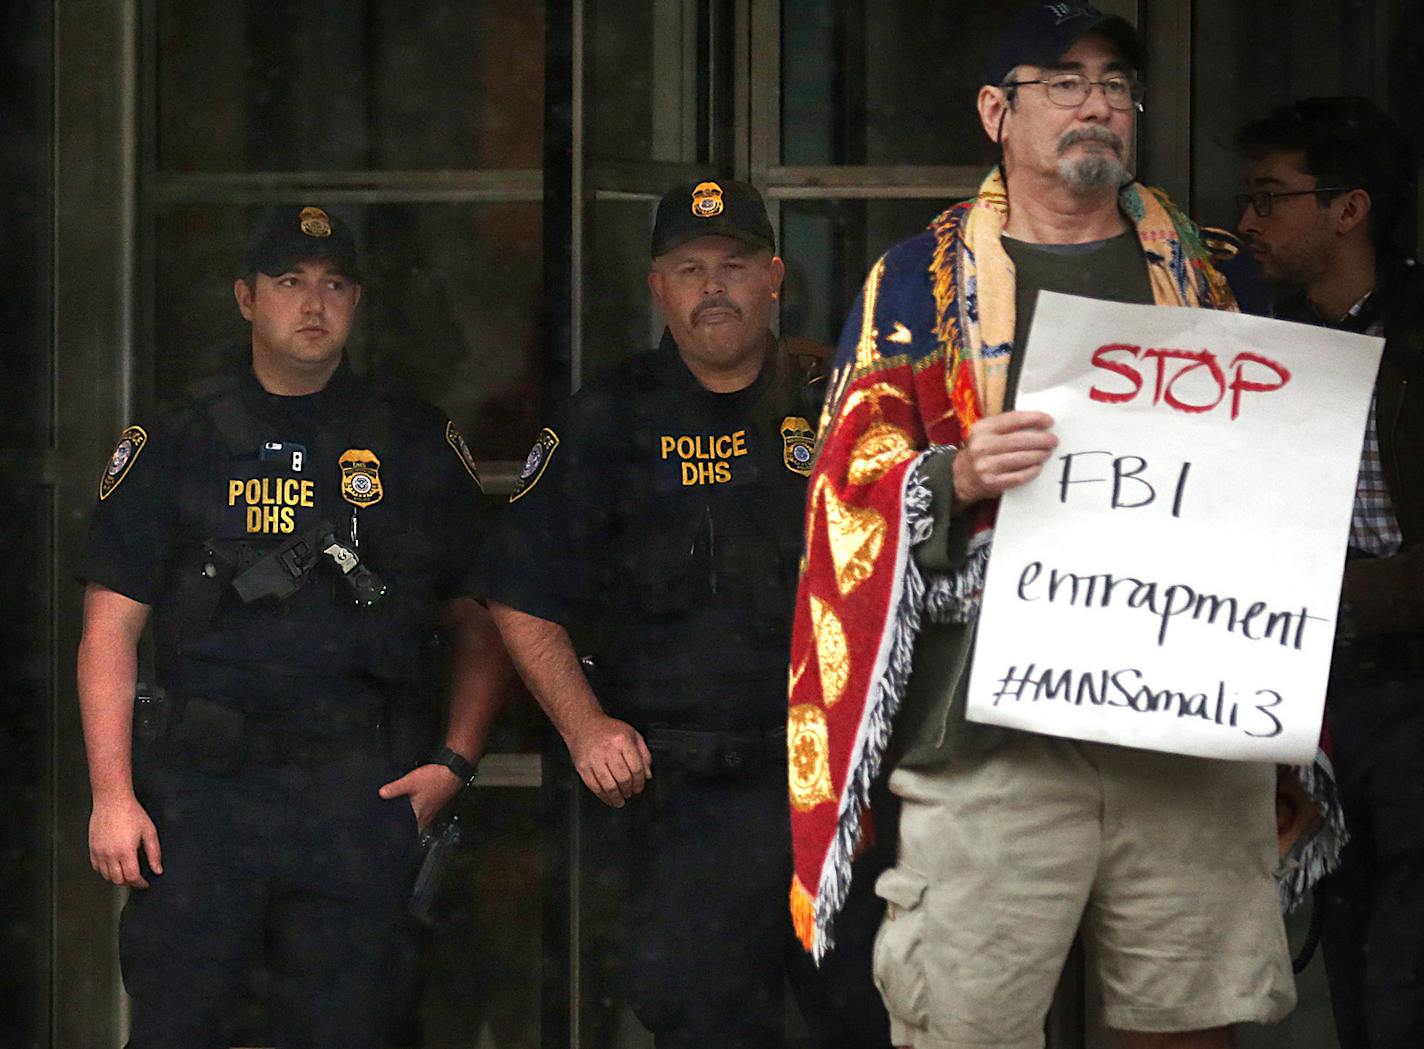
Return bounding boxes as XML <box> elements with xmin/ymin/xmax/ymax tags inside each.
<box><xmin>428</xmin><ymin>745</ymin><xmax>478</xmax><ymax>787</ymax></box>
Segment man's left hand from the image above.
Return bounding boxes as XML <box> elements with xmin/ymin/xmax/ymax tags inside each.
<box><xmin>379</xmin><ymin>764</ymin><xmax>464</xmax><ymax>832</ymax></box>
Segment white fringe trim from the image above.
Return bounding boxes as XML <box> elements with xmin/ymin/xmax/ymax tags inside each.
<box><xmin>809</xmin><ymin>454</ymin><xmax>931</xmax><ymax>961</ymax></box>
<box><xmin>1278</xmin><ymin>750</ymin><xmax>1349</xmax><ymax>912</ymax></box>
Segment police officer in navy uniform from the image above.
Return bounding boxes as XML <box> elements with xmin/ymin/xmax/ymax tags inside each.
<box><xmin>76</xmin><ymin>206</ymin><xmax>509</xmax><ymax>1049</ymax></box>
<box><xmin>470</xmin><ymin>180</ymin><xmax>889</xmax><ymax>1048</ymax></box>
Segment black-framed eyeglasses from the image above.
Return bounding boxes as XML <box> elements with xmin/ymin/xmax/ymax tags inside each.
<box><xmin>1234</xmin><ymin>187</ymin><xmax>1348</xmax><ymax>218</ymax></box>
<box><xmin>999</xmin><ymin>73</ymin><xmax>1145</xmax><ymax>111</ymax></box>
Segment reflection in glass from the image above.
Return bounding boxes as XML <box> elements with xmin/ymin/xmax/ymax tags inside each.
<box><xmin>583</xmin><ymin>198</ymin><xmax>664</xmax><ymax>381</ymax></box>
<box><xmin>584</xmin><ymin>0</ymin><xmax>701</xmax><ymax>164</ymax></box>
<box><xmin>415</xmin><ymin>789</ymin><xmax>543</xmax><ymax>1049</ymax></box>
<box><xmin>0</xmin><ymin>489</ymin><xmax>51</xmax><ymax>1047</ymax></box>
<box><xmin>1</xmin><ymin>3</ymin><xmax>52</xmax><ymax>447</ymax></box>
<box><xmin>155</xmin><ymin>0</ymin><xmax>544</xmax><ymax>172</ymax></box>
<box><xmin>780</xmin><ymin>198</ymin><xmax>955</xmax><ymax>347</ymax></box>
<box><xmin>780</xmin><ymin>1</ymin><xmax>1012</xmax><ymax>167</ymax></box>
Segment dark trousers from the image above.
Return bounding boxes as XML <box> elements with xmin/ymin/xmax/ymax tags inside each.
<box><xmin>624</xmin><ymin>763</ymin><xmax>891</xmax><ymax>1049</ymax></box>
<box><xmin>1321</xmin><ymin>672</ymin><xmax>1424</xmax><ymax>1049</ymax></box>
<box><xmin>121</xmin><ymin>755</ymin><xmax>421</xmax><ymax>1049</ymax></box>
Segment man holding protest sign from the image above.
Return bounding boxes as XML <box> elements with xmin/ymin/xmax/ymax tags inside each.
<box><xmin>1236</xmin><ymin>97</ymin><xmax>1424</xmax><ymax>1049</ymax></box>
<box><xmin>786</xmin><ymin>5</ymin><xmax>1298</xmax><ymax>1047</ymax></box>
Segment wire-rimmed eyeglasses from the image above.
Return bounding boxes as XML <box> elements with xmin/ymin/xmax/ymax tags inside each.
<box><xmin>1235</xmin><ymin>187</ymin><xmax>1348</xmax><ymax>218</ymax></box>
<box><xmin>999</xmin><ymin>73</ymin><xmax>1145</xmax><ymax>111</ymax></box>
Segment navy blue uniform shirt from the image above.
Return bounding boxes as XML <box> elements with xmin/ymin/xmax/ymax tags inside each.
<box><xmin>78</xmin><ymin>359</ymin><xmax>487</xmax><ymax>724</ymax></box>
<box><xmin>469</xmin><ymin>333</ymin><xmax>819</xmax><ymax>729</ymax></box>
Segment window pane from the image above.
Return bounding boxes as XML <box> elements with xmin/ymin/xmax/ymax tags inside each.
<box><xmin>152</xmin><ymin>201</ymin><xmax>544</xmax><ymax>460</ymax></box>
<box><xmin>780</xmin><ymin>198</ymin><xmax>956</xmax><ymax>347</ymax></box>
<box><xmin>584</xmin><ymin>0</ymin><xmax>700</xmax><ymax>164</ymax></box>
<box><xmin>1190</xmin><ymin>0</ymin><xmax>1376</xmax><ymax>233</ymax></box>
<box><xmin>1</xmin><ymin>3</ymin><xmax>52</xmax><ymax>447</ymax></box>
<box><xmin>781</xmin><ymin>1</ymin><xmax>1012</xmax><ymax>167</ymax></box>
<box><xmin>155</xmin><ymin>0</ymin><xmax>544</xmax><ymax>172</ymax></box>
<box><xmin>0</xmin><ymin>486</ymin><xmax>51</xmax><ymax>1048</ymax></box>
<box><xmin>415</xmin><ymin>789</ymin><xmax>543</xmax><ymax>1049</ymax></box>
<box><xmin>582</xmin><ymin>198</ymin><xmax>664</xmax><ymax>380</ymax></box>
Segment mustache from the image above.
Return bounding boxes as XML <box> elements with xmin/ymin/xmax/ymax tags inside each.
<box><xmin>1057</xmin><ymin>125</ymin><xmax>1124</xmax><ymax>154</ymax></box>
<box><xmin>692</xmin><ymin>296</ymin><xmax>743</xmax><ymax>322</ymax></box>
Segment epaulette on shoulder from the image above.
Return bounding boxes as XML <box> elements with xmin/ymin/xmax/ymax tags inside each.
<box><xmin>1200</xmin><ymin>226</ymin><xmax>1246</xmax><ymax>264</ymax></box>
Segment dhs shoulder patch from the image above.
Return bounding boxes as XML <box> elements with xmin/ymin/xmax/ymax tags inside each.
<box><xmin>509</xmin><ymin>427</ymin><xmax>559</xmax><ymax>503</ymax></box>
<box><xmin>99</xmin><ymin>425</ymin><xmax>148</xmax><ymax>501</ymax></box>
<box><xmin>445</xmin><ymin>421</ymin><xmax>484</xmax><ymax>493</ymax></box>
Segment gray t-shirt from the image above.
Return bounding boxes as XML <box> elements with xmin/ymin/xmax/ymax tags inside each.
<box><xmin>896</xmin><ymin>228</ymin><xmax>1155</xmax><ymax>767</ymax></box>
<box><xmin>1001</xmin><ymin>229</ymin><xmax>1154</xmax><ymax>408</ymax></box>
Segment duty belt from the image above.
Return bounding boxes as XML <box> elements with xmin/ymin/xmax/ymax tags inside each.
<box><xmin>141</xmin><ymin>692</ymin><xmax>385</xmax><ymax>773</ymax></box>
<box><xmin>644</xmin><ymin>724</ymin><xmax>787</xmax><ymax>776</ymax></box>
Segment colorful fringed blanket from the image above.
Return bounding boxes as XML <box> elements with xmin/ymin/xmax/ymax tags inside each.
<box><xmin>787</xmin><ymin>167</ymin><xmax>1344</xmax><ymax>959</ymax></box>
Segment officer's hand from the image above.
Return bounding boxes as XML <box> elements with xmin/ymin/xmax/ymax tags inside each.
<box><xmin>89</xmin><ymin>793</ymin><xmax>162</xmax><ymax>889</ymax></box>
<box><xmin>378</xmin><ymin>764</ymin><xmax>463</xmax><ymax>832</ymax></box>
<box><xmin>952</xmin><ymin>410</ymin><xmax>1057</xmax><ymax>507</ymax></box>
<box><xmin>567</xmin><ymin>714</ymin><xmax>653</xmax><ymax>808</ymax></box>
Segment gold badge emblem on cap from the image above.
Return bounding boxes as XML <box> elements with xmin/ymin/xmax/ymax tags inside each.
<box><xmin>299</xmin><ymin>206</ymin><xmax>333</xmax><ymax>238</ymax></box>
<box><xmin>690</xmin><ymin>181</ymin><xmax>725</xmax><ymax>218</ymax></box>
<box><xmin>339</xmin><ymin>448</ymin><xmax>383</xmax><ymax>507</ymax></box>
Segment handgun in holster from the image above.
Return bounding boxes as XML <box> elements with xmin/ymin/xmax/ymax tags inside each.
<box><xmin>409</xmin><ymin>812</ymin><xmax>464</xmax><ymax>925</ymax></box>
<box><xmin>230</xmin><ymin>520</ymin><xmax>386</xmax><ymax>607</ymax></box>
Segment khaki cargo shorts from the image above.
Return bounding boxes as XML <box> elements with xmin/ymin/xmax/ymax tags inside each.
<box><xmin>872</xmin><ymin>734</ymin><xmax>1295</xmax><ymax>1048</ymax></box>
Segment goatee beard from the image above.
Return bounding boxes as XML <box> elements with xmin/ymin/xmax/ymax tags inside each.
<box><xmin>1056</xmin><ymin>126</ymin><xmax>1130</xmax><ymax>192</ymax></box>
<box><xmin>1059</xmin><ymin>152</ymin><xmax>1131</xmax><ymax>191</ymax></box>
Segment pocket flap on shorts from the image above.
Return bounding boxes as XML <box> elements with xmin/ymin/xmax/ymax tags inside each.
<box><xmin>875</xmin><ymin>867</ymin><xmax>928</xmax><ymax>910</ymax></box>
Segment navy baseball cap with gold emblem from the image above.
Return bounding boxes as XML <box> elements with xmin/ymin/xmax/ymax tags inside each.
<box><xmin>242</xmin><ymin>205</ymin><xmax>364</xmax><ymax>281</ymax></box>
<box><xmin>650</xmin><ymin>178</ymin><xmax>776</xmax><ymax>257</ymax></box>
<box><xmin>985</xmin><ymin>2</ymin><xmax>1146</xmax><ymax>86</ymax></box>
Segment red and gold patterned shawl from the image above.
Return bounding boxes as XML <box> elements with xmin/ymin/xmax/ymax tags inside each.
<box><xmin>787</xmin><ymin>168</ymin><xmax>1338</xmax><ymax>959</ymax></box>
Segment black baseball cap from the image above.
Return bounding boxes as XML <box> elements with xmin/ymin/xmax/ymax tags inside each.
<box><xmin>241</xmin><ymin>205</ymin><xmax>363</xmax><ymax>281</ymax></box>
<box><xmin>650</xmin><ymin>178</ymin><xmax>776</xmax><ymax>257</ymax></box>
<box><xmin>985</xmin><ymin>3</ymin><xmax>1146</xmax><ymax>87</ymax></box>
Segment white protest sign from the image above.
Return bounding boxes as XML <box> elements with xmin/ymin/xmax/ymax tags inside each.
<box><xmin>965</xmin><ymin>291</ymin><xmax>1383</xmax><ymax>763</ymax></box>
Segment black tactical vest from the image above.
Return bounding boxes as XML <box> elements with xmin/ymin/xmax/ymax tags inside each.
<box><xmin>590</xmin><ymin>350</ymin><xmax>821</xmax><ymax>728</ymax></box>
<box><xmin>154</xmin><ymin>366</ymin><xmax>438</xmax><ymax>716</ymax></box>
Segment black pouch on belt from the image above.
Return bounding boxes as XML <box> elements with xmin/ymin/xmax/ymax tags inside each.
<box><xmin>162</xmin><ymin>695</ymin><xmax>248</xmax><ymax>775</ymax></box>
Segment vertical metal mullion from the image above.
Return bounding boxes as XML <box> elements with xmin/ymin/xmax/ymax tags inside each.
<box><xmin>135</xmin><ymin>0</ymin><xmax>157</xmax><ymax>425</ymax></box>
<box><xmin>747</xmin><ymin>0</ymin><xmax>779</xmax><ymax>188</ymax></box>
<box><xmin>697</xmin><ymin>0</ymin><xmax>713</xmax><ymax>165</ymax></box>
<box><xmin>570</xmin><ymin>0</ymin><xmax>585</xmax><ymax>393</ymax></box>
<box><xmin>52</xmin><ymin>0</ymin><xmax>142</xmax><ymax>1045</ymax></box>
<box><xmin>748</xmin><ymin>0</ymin><xmax>780</xmax><ymax>308</ymax></box>
<box><xmin>731</xmin><ymin>0</ymin><xmax>751</xmax><ymax>181</ymax></box>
